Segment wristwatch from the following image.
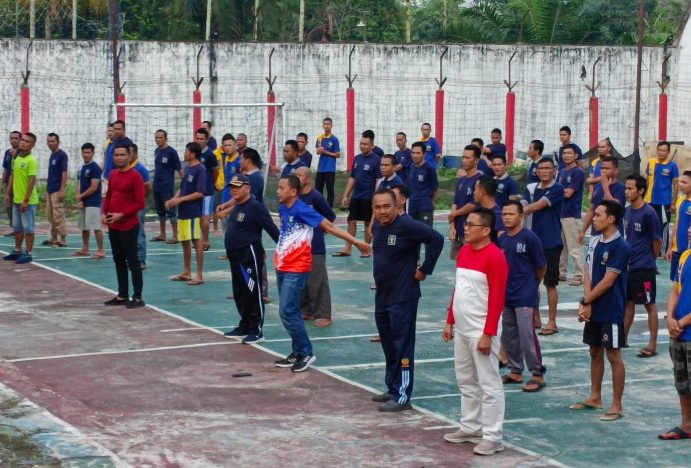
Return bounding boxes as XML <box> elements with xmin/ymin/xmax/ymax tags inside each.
<box><xmin>579</xmin><ymin>297</ymin><xmax>589</xmax><ymax>306</ymax></box>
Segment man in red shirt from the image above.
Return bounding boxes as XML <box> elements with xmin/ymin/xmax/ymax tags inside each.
<box><xmin>101</xmin><ymin>144</ymin><xmax>146</xmax><ymax>309</ymax></box>
<box><xmin>442</xmin><ymin>207</ymin><xmax>508</xmax><ymax>456</ymax></box>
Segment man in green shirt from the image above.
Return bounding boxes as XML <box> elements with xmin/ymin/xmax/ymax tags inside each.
<box><xmin>3</xmin><ymin>132</ymin><xmax>38</xmax><ymax>264</ymax></box>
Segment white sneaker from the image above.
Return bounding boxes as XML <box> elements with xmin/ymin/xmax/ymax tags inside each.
<box><xmin>473</xmin><ymin>439</ymin><xmax>505</xmax><ymax>455</ymax></box>
<box><xmin>443</xmin><ymin>429</ymin><xmax>482</xmax><ymax>444</ymax></box>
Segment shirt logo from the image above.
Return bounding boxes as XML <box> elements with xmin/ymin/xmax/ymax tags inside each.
<box><xmin>567</xmin><ymin>176</ymin><xmax>572</xmax><ymax>183</ymax></box>
<box><xmin>162</xmin><ymin>157</ymin><xmax>168</xmax><ymax>163</ymax></box>
<box><xmin>187</xmin><ymin>174</ymin><xmax>194</xmax><ymax>182</ymax></box>
<box><xmin>634</xmin><ymin>222</ymin><xmax>642</xmax><ymax>232</ymax></box>
<box><xmin>85</xmin><ymin>169</ymin><xmax>90</xmax><ymax>176</ymax></box>
<box><xmin>418</xmin><ymin>175</ymin><xmax>424</xmax><ymax>182</ymax></box>
<box><xmin>426</xmin><ymin>144</ymin><xmax>432</xmax><ymax>152</ymax></box>
<box><xmin>51</xmin><ymin>160</ymin><xmax>56</xmax><ymax>165</ymax></box>
<box><xmin>387</xmin><ymin>235</ymin><xmax>397</xmax><ymax>246</ymax></box>
<box><xmin>516</xmin><ymin>242</ymin><xmax>526</xmax><ymax>253</ymax></box>
<box><xmin>662</xmin><ymin>168</ymin><xmax>670</xmax><ymax>176</ymax></box>
<box><xmin>601</xmin><ymin>251</ymin><xmax>609</xmax><ymax>266</ymax></box>
<box><xmin>364</xmin><ymin>164</ymin><xmax>371</xmax><ymax>171</ymax></box>
<box><xmin>327</xmin><ymin>142</ymin><xmax>333</xmax><ymax>148</ymax></box>
<box><xmin>237</xmin><ymin>213</ymin><xmax>245</xmax><ymax>222</ymax></box>
<box><xmin>498</xmin><ymin>183</ymin><xmax>505</xmax><ymax>192</ymax></box>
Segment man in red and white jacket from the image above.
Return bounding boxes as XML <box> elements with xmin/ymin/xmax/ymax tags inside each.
<box><xmin>442</xmin><ymin>206</ymin><xmax>509</xmax><ymax>456</ymax></box>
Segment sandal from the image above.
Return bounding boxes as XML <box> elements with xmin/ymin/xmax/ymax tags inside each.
<box><xmin>332</xmin><ymin>251</ymin><xmax>351</xmax><ymax>257</ymax></box>
<box><xmin>658</xmin><ymin>427</ymin><xmax>691</xmax><ymax>440</ymax></box>
<box><xmin>637</xmin><ymin>348</ymin><xmax>658</xmax><ymax>358</ymax></box>
<box><xmin>502</xmin><ymin>374</ymin><xmax>523</xmax><ymax>385</ymax></box>
<box><xmin>522</xmin><ymin>378</ymin><xmax>546</xmax><ymax>392</ymax></box>
<box><xmin>538</xmin><ymin>328</ymin><xmax>559</xmax><ymax>336</ymax></box>
<box><xmin>569</xmin><ymin>401</ymin><xmax>603</xmax><ymax>411</ymax></box>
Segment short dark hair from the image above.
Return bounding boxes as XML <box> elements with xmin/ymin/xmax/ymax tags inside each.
<box><xmin>195</xmin><ymin>128</ymin><xmax>209</xmax><ymax>138</ymax></box>
<box><xmin>323</xmin><ymin>117</ymin><xmax>333</xmax><ymax>124</ymax></box>
<box><xmin>296</xmin><ymin>132</ymin><xmax>308</xmax><ymax>141</ymax></box>
<box><xmin>155</xmin><ymin>129</ymin><xmax>168</xmax><ymax>138</ymax></box>
<box><xmin>284</xmin><ymin>139</ymin><xmax>299</xmax><ymax>152</ymax></box>
<box><xmin>504</xmin><ymin>199</ymin><xmax>524</xmax><ymax>214</ymax></box>
<box><xmin>373</xmin><ymin>187</ymin><xmax>397</xmax><ymax>205</ymax></box>
<box><xmin>491</xmin><ymin>128</ymin><xmax>502</xmax><ymax>135</ymax></box>
<box><xmin>222</xmin><ymin>133</ymin><xmax>235</xmax><ymax>143</ymax></box>
<box><xmin>411</xmin><ymin>141</ymin><xmax>426</xmax><ymax>152</ymax></box>
<box><xmin>24</xmin><ymin>132</ymin><xmax>36</xmax><ymax>144</ymax></box>
<box><xmin>362</xmin><ymin>129</ymin><xmax>375</xmax><ymax>141</ymax></box>
<box><xmin>107</xmin><ymin>123</ymin><xmax>114</xmax><ymax>128</ymax></box>
<box><xmin>537</xmin><ymin>156</ymin><xmax>555</xmax><ymax>167</ymax></box>
<box><xmin>113</xmin><ymin>143</ymin><xmax>129</xmax><ymax>152</ymax></box>
<box><xmin>202</xmin><ymin>120</ymin><xmax>213</xmax><ymax>128</ymax></box>
<box><xmin>397</xmin><ymin>132</ymin><xmax>407</xmax><ymax>139</ymax></box>
<box><xmin>129</xmin><ymin>143</ymin><xmax>139</xmax><ymax>155</ymax></box>
<box><xmin>560</xmin><ymin>126</ymin><xmax>572</xmax><ymax>135</ymax></box>
<box><xmin>381</xmin><ymin>154</ymin><xmax>397</xmax><ymax>165</ymax></box>
<box><xmin>471</xmin><ymin>137</ymin><xmax>484</xmax><ymax>147</ymax></box>
<box><xmin>683</xmin><ymin>170</ymin><xmax>691</xmax><ymax>178</ymax></box>
<box><xmin>186</xmin><ymin>142</ymin><xmax>202</xmax><ymax>159</ymax></box>
<box><xmin>391</xmin><ymin>184</ymin><xmax>410</xmax><ymax>199</ymax></box>
<box><xmin>243</xmin><ymin>148</ymin><xmax>262</xmax><ymax>169</ymax></box>
<box><xmin>10</xmin><ymin>131</ymin><xmax>21</xmax><ymax>138</ymax></box>
<box><xmin>598</xmin><ymin>199</ymin><xmax>624</xmax><ymax>225</ymax></box>
<box><xmin>658</xmin><ymin>141</ymin><xmax>671</xmax><ymax>151</ymax></box>
<box><xmin>113</xmin><ymin>119</ymin><xmax>125</xmax><ymax>128</ymax></box>
<box><xmin>600</xmin><ymin>155</ymin><xmax>619</xmax><ymax>167</ymax></box>
<box><xmin>47</xmin><ymin>132</ymin><xmax>60</xmax><ymax>142</ymax></box>
<box><xmin>626</xmin><ymin>174</ymin><xmax>648</xmax><ymax>196</ymax></box>
<box><xmin>477</xmin><ymin>176</ymin><xmax>498</xmax><ymax>197</ymax></box>
<box><xmin>491</xmin><ymin>154</ymin><xmax>507</xmax><ymax>164</ymax></box>
<box><xmin>81</xmin><ymin>142</ymin><xmax>95</xmax><ymax>152</ymax></box>
<box><xmin>531</xmin><ymin>140</ymin><xmax>544</xmax><ymax>154</ymax></box>
<box><xmin>562</xmin><ymin>143</ymin><xmax>578</xmax><ymax>153</ymax></box>
<box><xmin>281</xmin><ymin>174</ymin><xmax>301</xmax><ymax>191</ymax></box>
<box><xmin>470</xmin><ymin>206</ymin><xmax>496</xmax><ymax>230</ymax></box>
<box><xmin>422</xmin><ymin>122</ymin><xmax>432</xmax><ymax>128</ymax></box>
<box><xmin>464</xmin><ymin>144</ymin><xmax>481</xmax><ymax>159</ymax></box>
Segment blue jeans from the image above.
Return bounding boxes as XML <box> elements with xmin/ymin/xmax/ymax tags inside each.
<box><xmin>12</xmin><ymin>204</ymin><xmax>36</xmax><ymax>234</ymax></box>
<box><xmin>137</xmin><ymin>210</ymin><xmax>146</xmax><ymax>263</ymax></box>
<box><xmin>276</xmin><ymin>271</ymin><xmax>312</xmax><ymax>356</ymax></box>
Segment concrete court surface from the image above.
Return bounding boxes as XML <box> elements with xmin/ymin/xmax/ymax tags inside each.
<box><xmin>0</xmin><ymin>228</ymin><xmax>545</xmax><ymax>467</ymax></box>
<box><xmin>0</xmin><ymin>217</ymin><xmax>688</xmax><ymax>467</ymax></box>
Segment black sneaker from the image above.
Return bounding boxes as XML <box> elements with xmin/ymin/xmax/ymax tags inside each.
<box><xmin>242</xmin><ymin>333</ymin><xmax>264</xmax><ymax>345</ymax></box>
<box><xmin>223</xmin><ymin>327</ymin><xmax>246</xmax><ymax>338</ymax></box>
<box><xmin>104</xmin><ymin>296</ymin><xmax>128</xmax><ymax>306</ymax></box>
<box><xmin>126</xmin><ymin>298</ymin><xmax>146</xmax><ymax>309</ymax></box>
<box><xmin>291</xmin><ymin>354</ymin><xmax>316</xmax><ymax>373</ymax></box>
<box><xmin>378</xmin><ymin>400</ymin><xmax>412</xmax><ymax>412</ymax></box>
<box><xmin>275</xmin><ymin>353</ymin><xmax>298</xmax><ymax>368</ymax></box>
<box><xmin>3</xmin><ymin>250</ymin><xmax>21</xmax><ymax>261</ymax></box>
<box><xmin>371</xmin><ymin>392</ymin><xmax>392</xmax><ymax>402</ymax></box>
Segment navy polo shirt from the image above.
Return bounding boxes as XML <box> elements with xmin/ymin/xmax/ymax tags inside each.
<box><xmin>526</xmin><ymin>159</ymin><xmax>540</xmax><ymax>184</ymax></box>
<box><xmin>557</xmin><ymin>165</ymin><xmax>585</xmax><ymax>219</ymax></box>
<box><xmin>379</xmin><ymin>175</ymin><xmax>404</xmax><ymax>190</ymax></box>
<box><xmin>199</xmin><ymin>149</ymin><xmax>219</xmax><ymax>196</ymax></box>
<box><xmin>394</xmin><ymin>148</ymin><xmax>412</xmax><ymax>183</ymax></box>
<box><xmin>453</xmin><ymin>172</ymin><xmax>481</xmax><ymax>235</ymax></box>
<box><xmin>372</xmin><ymin>146</ymin><xmax>385</xmax><ymax>157</ymax></box>
<box><xmin>178</xmin><ymin>163</ymin><xmax>206</xmax><ymax>220</ymax></box>
<box><xmin>477</xmin><ymin>157</ymin><xmax>490</xmax><ymax>176</ymax></box>
<box><xmin>247</xmin><ymin>170</ymin><xmax>265</xmax><ymax>203</ymax></box>
<box><xmin>78</xmin><ymin>161</ymin><xmax>102</xmax><ymax>208</ymax></box>
<box><xmin>487</xmin><ymin>143</ymin><xmax>506</xmax><ymax>158</ymax></box>
<box><xmin>2</xmin><ymin>149</ymin><xmax>13</xmax><ymax>182</ymax></box>
<box><xmin>591</xmin><ymin>181</ymin><xmax>626</xmax><ymax>236</ymax></box>
<box><xmin>153</xmin><ymin>146</ymin><xmax>181</xmax><ymax>194</ymax></box>
<box><xmin>299</xmin><ymin>150</ymin><xmax>313</xmax><ymax>168</ymax></box>
<box><xmin>224</xmin><ymin>197</ymin><xmax>279</xmax><ymax>252</ymax></box>
<box><xmin>500</xmin><ymin>227</ymin><xmax>546</xmax><ymax>308</ymax></box>
<box><xmin>494</xmin><ymin>174</ymin><xmax>518</xmax><ymax>207</ymax></box>
<box><xmin>523</xmin><ymin>180</ymin><xmax>564</xmax><ymax>249</ymax></box>
<box><xmin>281</xmin><ymin>159</ymin><xmax>308</xmax><ymax>177</ymax></box>
<box><xmin>300</xmin><ymin>189</ymin><xmax>336</xmax><ymax>255</ymax></box>
<box><xmin>408</xmin><ymin>163</ymin><xmax>438</xmax><ymax>215</ymax></box>
<box><xmin>586</xmin><ymin>232</ymin><xmax>630</xmax><ymax>324</ymax></box>
<box><xmin>47</xmin><ymin>150</ymin><xmax>68</xmax><ymax>194</ymax></box>
<box><xmin>625</xmin><ymin>203</ymin><xmax>661</xmax><ymax>270</ymax></box>
<box><xmin>350</xmin><ymin>153</ymin><xmax>381</xmax><ymax>200</ymax></box>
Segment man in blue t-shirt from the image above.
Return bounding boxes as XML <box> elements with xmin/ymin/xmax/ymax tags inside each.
<box><xmin>407</xmin><ymin>142</ymin><xmax>438</xmax><ymax>228</ymax></box>
<box><xmin>274</xmin><ymin>140</ymin><xmax>308</xmax><ymax>177</ymax></box>
<box><xmin>45</xmin><ymin>133</ymin><xmax>69</xmax><ymax>247</ymax></box>
<box><xmin>555</xmin><ymin>126</ymin><xmax>583</xmax><ymax>171</ymax></box>
<box><xmin>557</xmin><ymin>144</ymin><xmax>585</xmax><ymax>286</ymax></box>
<box><xmin>659</xmin><ymin>230</ymin><xmax>691</xmax><ymax>440</ymax></box>
<box><xmin>2</xmin><ymin>131</ymin><xmax>21</xmax><ymax>232</ymax></box>
<box><xmin>296</xmin><ymin>167</ymin><xmax>337</xmax><ymax>328</ymax></box>
<box><xmin>491</xmin><ymin>155</ymin><xmax>518</xmax><ymax>208</ymax></box>
<box><xmin>333</xmin><ymin>132</ymin><xmax>381</xmax><ymax>258</ymax></box>
<box><xmin>393</xmin><ymin>132</ymin><xmax>412</xmax><ymax>183</ymax></box>
<box><xmin>241</xmin><ymin>148</ymin><xmax>265</xmax><ymax>203</ymax></box>
<box><xmin>166</xmin><ymin>142</ymin><xmax>207</xmax><ymax>286</ymax></box>
<box><xmin>315</xmin><ymin>117</ymin><xmax>341</xmax><ymax>207</ymax></box>
<box><xmin>646</xmin><ymin>141</ymin><xmax>679</xmax><ymax>255</ymax></box>
<box><xmin>580</xmin><ymin>156</ymin><xmax>626</xmax><ymax>243</ymax></box>
<box><xmin>474</xmin><ymin>176</ymin><xmax>505</xmax><ymax>241</ymax></box>
<box><xmin>623</xmin><ymin>174</ymin><xmax>662</xmax><ymax>357</ymax></box>
<box><xmin>525</xmin><ymin>140</ymin><xmax>544</xmax><ymax>185</ymax></box>
<box><xmin>363</xmin><ymin>129</ymin><xmax>385</xmax><ymax>158</ymax></box>
<box><xmin>202</xmin><ymin>120</ymin><xmax>217</xmax><ymax>151</ymax></box>
<box><xmin>573</xmin><ymin>200</ymin><xmax>629</xmax><ymax>421</ymax></box>
<box><xmin>499</xmin><ymin>200</ymin><xmax>547</xmax><ymax>392</ymax></box>
<box><xmin>296</xmin><ymin>133</ymin><xmax>313</xmax><ymax>168</ymax></box>
<box><xmin>448</xmin><ymin>145</ymin><xmax>482</xmax><ymax>259</ymax></box>
<box><xmin>73</xmin><ymin>143</ymin><xmax>104</xmax><ymax>259</ymax></box>
<box><xmin>420</xmin><ymin>123</ymin><xmax>442</xmax><ymax>170</ymax></box>
<box><xmin>103</xmin><ymin>120</ymin><xmax>133</xmax><ymax>180</ymax></box>
<box><xmin>195</xmin><ymin>128</ymin><xmax>220</xmax><ymax>251</ymax></box>
<box><xmin>371</xmin><ymin>187</ymin><xmax>444</xmax><ymax>412</ymax></box>
<box><xmin>483</xmin><ymin>128</ymin><xmax>507</xmax><ymax>161</ymax></box>
<box><xmin>523</xmin><ymin>157</ymin><xmax>564</xmax><ymax>336</ymax></box>
<box><xmin>151</xmin><ymin>129</ymin><xmax>182</xmax><ymax>244</ymax></box>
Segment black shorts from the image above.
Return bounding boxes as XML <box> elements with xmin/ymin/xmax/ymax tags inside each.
<box><xmin>347</xmin><ymin>198</ymin><xmax>373</xmax><ymax>222</ymax></box>
<box><xmin>543</xmin><ymin>247</ymin><xmax>562</xmax><ymax>287</ymax></box>
<box><xmin>153</xmin><ymin>191</ymin><xmax>176</xmax><ymax>221</ymax></box>
<box><xmin>627</xmin><ymin>268</ymin><xmax>656</xmax><ymax>304</ymax></box>
<box><xmin>412</xmin><ymin>211</ymin><xmax>434</xmax><ymax>228</ymax></box>
<box><xmin>583</xmin><ymin>321</ymin><xmax>627</xmax><ymax>349</ymax></box>
<box><xmin>670</xmin><ymin>339</ymin><xmax>691</xmax><ymax>395</ymax></box>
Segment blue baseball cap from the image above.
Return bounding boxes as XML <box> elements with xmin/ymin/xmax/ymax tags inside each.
<box><xmin>227</xmin><ymin>174</ymin><xmax>250</xmax><ymax>187</ymax></box>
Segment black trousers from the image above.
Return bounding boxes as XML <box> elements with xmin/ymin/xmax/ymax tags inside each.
<box><xmin>315</xmin><ymin>172</ymin><xmax>336</xmax><ymax>207</ymax></box>
<box><xmin>108</xmin><ymin>226</ymin><xmax>143</xmax><ymax>299</ymax></box>
<box><xmin>227</xmin><ymin>243</ymin><xmax>266</xmax><ymax>334</ymax></box>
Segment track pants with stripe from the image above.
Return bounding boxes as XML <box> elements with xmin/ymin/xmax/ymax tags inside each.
<box><xmin>375</xmin><ymin>299</ymin><xmax>419</xmax><ymax>405</ymax></box>
<box><xmin>227</xmin><ymin>243</ymin><xmax>265</xmax><ymax>334</ymax></box>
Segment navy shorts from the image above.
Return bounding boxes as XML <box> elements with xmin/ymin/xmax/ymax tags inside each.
<box><xmin>583</xmin><ymin>321</ymin><xmax>627</xmax><ymax>349</ymax></box>
<box><xmin>627</xmin><ymin>268</ymin><xmax>656</xmax><ymax>305</ymax></box>
<box><xmin>347</xmin><ymin>198</ymin><xmax>373</xmax><ymax>222</ymax></box>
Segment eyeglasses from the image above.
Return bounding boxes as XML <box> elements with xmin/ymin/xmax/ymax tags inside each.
<box><xmin>463</xmin><ymin>222</ymin><xmax>489</xmax><ymax>228</ymax></box>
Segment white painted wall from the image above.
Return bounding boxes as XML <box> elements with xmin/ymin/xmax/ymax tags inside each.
<box><xmin>0</xmin><ymin>39</ymin><xmax>671</xmax><ymax>177</ymax></box>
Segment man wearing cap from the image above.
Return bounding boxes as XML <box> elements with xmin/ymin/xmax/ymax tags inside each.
<box><xmin>219</xmin><ymin>174</ymin><xmax>280</xmax><ymax>345</ymax></box>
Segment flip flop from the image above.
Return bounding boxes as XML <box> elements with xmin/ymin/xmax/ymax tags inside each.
<box><xmin>187</xmin><ymin>279</ymin><xmax>204</xmax><ymax>286</ymax></box>
<box><xmin>165</xmin><ymin>239</ymin><xmax>179</xmax><ymax>244</ymax></box>
<box><xmin>600</xmin><ymin>412</ymin><xmax>624</xmax><ymax>422</ymax></box>
<box><xmin>202</xmin><ymin>244</ymin><xmax>211</xmax><ymax>252</ymax></box>
<box><xmin>637</xmin><ymin>349</ymin><xmax>658</xmax><ymax>358</ymax></box>
<box><xmin>360</xmin><ymin>254</ymin><xmax>372</xmax><ymax>258</ymax></box>
<box><xmin>91</xmin><ymin>253</ymin><xmax>106</xmax><ymax>259</ymax></box>
<box><xmin>538</xmin><ymin>328</ymin><xmax>559</xmax><ymax>336</ymax></box>
<box><xmin>314</xmin><ymin>319</ymin><xmax>333</xmax><ymax>328</ymax></box>
<box><xmin>370</xmin><ymin>335</ymin><xmax>381</xmax><ymax>342</ymax></box>
<box><xmin>41</xmin><ymin>240</ymin><xmax>56</xmax><ymax>246</ymax></box>
<box><xmin>149</xmin><ymin>237</ymin><xmax>166</xmax><ymax>242</ymax></box>
<box><xmin>71</xmin><ymin>251</ymin><xmax>90</xmax><ymax>257</ymax></box>
<box><xmin>569</xmin><ymin>401</ymin><xmax>603</xmax><ymax>411</ymax></box>
<box><xmin>522</xmin><ymin>378</ymin><xmax>546</xmax><ymax>393</ymax></box>
<box><xmin>332</xmin><ymin>251</ymin><xmax>351</xmax><ymax>257</ymax></box>
<box><xmin>55</xmin><ymin>242</ymin><xmax>67</xmax><ymax>247</ymax></box>
<box><xmin>502</xmin><ymin>374</ymin><xmax>523</xmax><ymax>385</ymax></box>
<box><xmin>170</xmin><ymin>275</ymin><xmax>191</xmax><ymax>281</ymax></box>
<box><xmin>658</xmin><ymin>427</ymin><xmax>691</xmax><ymax>440</ymax></box>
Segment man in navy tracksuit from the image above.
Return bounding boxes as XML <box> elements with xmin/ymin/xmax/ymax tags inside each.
<box><xmin>370</xmin><ymin>188</ymin><xmax>444</xmax><ymax>412</ymax></box>
<box><xmin>222</xmin><ymin>174</ymin><xmax>280</xmax><ymax>345</ymax></box>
